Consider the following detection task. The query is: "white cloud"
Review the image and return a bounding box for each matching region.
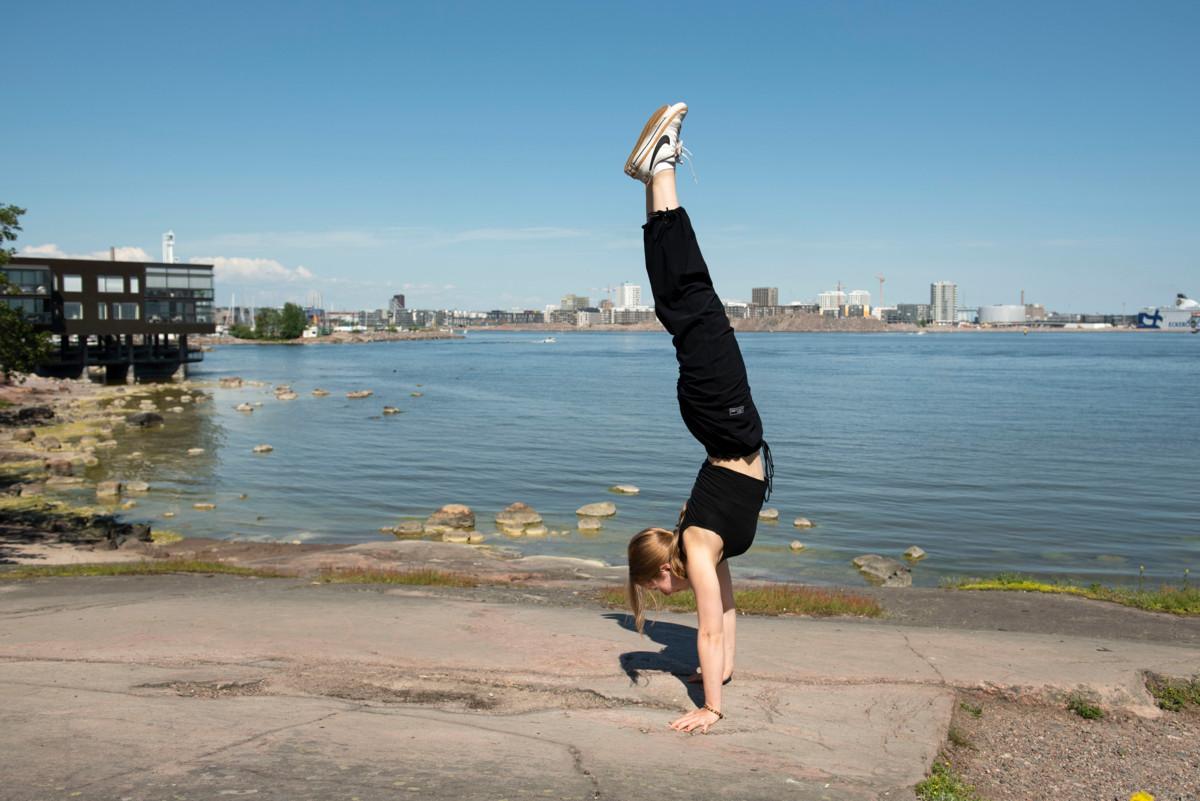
[190,256,316,284]
[19,243,153,261]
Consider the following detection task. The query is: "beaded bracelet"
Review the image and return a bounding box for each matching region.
[702,703,724,719]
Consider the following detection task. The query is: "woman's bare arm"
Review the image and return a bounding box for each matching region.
[688,558,736,683]
[670,527,725,733]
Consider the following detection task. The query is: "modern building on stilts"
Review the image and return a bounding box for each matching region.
[2,252,215,382]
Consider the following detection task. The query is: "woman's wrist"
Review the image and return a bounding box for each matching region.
[702,703,724,719]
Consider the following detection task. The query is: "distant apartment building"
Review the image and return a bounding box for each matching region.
[615,283,642,308]
[724,301,750,319]
[548,308,578,325]
[818,289,846,315]
[891,303,932,324]
[605,306,657,325]
[930,282,958,325]
[486,309,544,324]
[751,287,779,307]
[387,294,406,324]
[560,293,590,311]
[576,308,602,327]
[787,302,821,315]
[847,290,871,311]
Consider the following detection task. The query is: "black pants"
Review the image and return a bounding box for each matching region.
[642,207,765,461]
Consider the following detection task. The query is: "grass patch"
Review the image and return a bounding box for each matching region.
[915,760,982,801]
[0,559,291,580]
[598,583,883,617]
[0,459,45,479]
[0,494,60,513]
[958,701,983,719]
[946,725,974,750]
[944,572,1200,616]
[1146,672,1200,712]
[312,566,480,587]
[30,419,107,443]
[1066,693,1105,720]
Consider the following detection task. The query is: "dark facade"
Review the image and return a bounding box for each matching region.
[3,256,215,381]
[893,303,933,324]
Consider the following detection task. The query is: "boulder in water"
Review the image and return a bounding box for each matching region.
[852,554,912,587]
[496,502,542,528]
[425,504,475,533]
[576,501,616,517]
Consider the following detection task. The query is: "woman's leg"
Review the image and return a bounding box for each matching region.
[646,170,679,217]
[643,205,765,464]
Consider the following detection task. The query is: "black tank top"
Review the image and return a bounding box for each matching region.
[678,457,769,563]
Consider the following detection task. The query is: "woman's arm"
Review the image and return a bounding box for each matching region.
[718,558,736,677]
[688,558,736,683]
[670,528,725,733]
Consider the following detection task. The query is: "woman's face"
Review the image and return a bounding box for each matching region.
[645,565,690,596]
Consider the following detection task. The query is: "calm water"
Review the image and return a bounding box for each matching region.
[73,332,1200,588]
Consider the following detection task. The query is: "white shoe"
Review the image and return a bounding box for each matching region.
[624,102,688,184]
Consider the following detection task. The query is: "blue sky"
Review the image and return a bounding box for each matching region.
[5,1,1197,312]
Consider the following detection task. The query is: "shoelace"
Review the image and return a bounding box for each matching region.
[677,144,699,183]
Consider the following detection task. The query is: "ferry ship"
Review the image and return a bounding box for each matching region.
[1137,294,1200,332]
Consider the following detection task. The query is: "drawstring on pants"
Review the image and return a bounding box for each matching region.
[647,207,678,243]
[761,441,774,501]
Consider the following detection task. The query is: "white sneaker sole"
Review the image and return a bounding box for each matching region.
[624,102,688,182]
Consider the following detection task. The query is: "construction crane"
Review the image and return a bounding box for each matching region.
[876,274,885,308]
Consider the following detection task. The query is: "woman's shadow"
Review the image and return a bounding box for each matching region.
[603,612,705,706]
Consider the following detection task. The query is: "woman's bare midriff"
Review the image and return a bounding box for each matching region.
[707,450,764,481]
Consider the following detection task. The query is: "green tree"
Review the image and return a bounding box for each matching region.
[279,302,306,339]
[0,204,52,383]
[254,308,282,339]
[228,323,256,339]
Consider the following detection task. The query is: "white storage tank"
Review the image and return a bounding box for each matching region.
[978,304,1026,325]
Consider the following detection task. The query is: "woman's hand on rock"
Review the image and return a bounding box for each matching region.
[669,707,721,734]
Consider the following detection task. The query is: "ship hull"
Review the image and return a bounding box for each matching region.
[1137,308,1200,331]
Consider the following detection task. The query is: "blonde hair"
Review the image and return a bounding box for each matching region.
[626,524,687,634]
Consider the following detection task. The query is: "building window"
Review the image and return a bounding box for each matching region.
[99,275,124,293]
[129,276,140,293]
[97,303,109,320]
[115,303,140,320]
[1,268,51,294]
[63,275,83,293]
[64,302,83,320]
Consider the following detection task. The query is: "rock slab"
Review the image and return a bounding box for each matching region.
[852,554,913,587]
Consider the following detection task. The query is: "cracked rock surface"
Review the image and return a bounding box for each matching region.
[0,574,1197,800]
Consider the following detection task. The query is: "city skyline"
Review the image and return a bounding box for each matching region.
[6,2,1197,313]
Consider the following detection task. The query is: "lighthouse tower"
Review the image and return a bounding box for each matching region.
[162,231,176,264]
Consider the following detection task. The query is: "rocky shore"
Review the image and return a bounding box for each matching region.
[196,329,462,347]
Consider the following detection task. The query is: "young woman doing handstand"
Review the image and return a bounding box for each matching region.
[624,102,773,735]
